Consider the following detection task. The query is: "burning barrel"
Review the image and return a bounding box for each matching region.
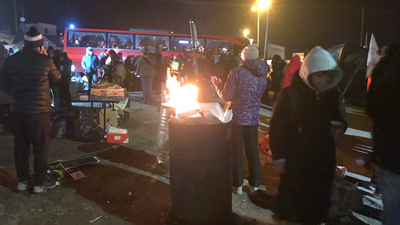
[169,122,232,223]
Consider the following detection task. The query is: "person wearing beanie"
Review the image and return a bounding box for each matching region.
[269,46,348,224]
[212,44,268,195]
[0,26,61,193]
[81,46,99,85]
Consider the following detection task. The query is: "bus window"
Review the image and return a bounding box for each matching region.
[108,33,134,49]
[135,35,169,51]
[171,37,205,53]
[206,39,234,55]
[67,31,106,48]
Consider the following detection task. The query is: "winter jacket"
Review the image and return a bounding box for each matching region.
[0,48,61,113]
[138,55,157,77]
[282,55,301,89]
[215,59,268,126]
[59,58,72,85]
[81,54,99,73]
[269,47,347,223]
[367,49,400,175]
[271,59,287,87]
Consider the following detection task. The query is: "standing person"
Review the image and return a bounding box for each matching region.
[282,55,301,89]
[59,52,72,108]
[81,47,99,85]
[153,46,163,94]
[198,52,214,79]
[211,44,268,195]
[271,54,287,98]
[269,46,347,224]
[367,39,400,225]
[137,47,157,104]
[0,26,61,193]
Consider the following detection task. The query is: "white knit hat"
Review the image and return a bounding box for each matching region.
[241,44,259,61]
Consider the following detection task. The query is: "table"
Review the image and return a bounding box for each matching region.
[71,98,127,130]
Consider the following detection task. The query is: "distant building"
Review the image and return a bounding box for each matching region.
[13,22,61,49]
[20,22,57,35]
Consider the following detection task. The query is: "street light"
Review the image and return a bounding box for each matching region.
[252,0,271,46]
[243,29,250,37]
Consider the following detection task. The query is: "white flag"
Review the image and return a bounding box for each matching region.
[366,34,380,78]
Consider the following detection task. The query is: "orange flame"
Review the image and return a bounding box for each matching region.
[165,68,199,111]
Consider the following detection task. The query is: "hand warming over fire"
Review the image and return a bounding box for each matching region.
[211,76,222,87]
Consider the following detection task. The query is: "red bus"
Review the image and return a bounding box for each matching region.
[63,27,250,72]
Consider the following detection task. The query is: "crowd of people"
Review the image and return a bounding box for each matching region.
[1,25,400,224]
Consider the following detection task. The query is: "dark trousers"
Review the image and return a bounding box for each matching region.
[12,113,51,185]
[87,72,98,85]
[232,124,261,187]
[60,82,71,108]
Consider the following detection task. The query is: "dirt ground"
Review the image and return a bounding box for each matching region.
[0,94,279,225]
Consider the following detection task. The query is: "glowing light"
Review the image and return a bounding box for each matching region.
[178,40,189,44]
[243,29,250,36]
[165,68,199,111]
[258,0,271,10]
[251,6,257,11]
[69,24,75,29]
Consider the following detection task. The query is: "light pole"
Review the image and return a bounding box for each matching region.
[251,6,259,45]
[263,7,270,59]
[252,0,270,56]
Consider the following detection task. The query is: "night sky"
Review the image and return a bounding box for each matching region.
[1,0,400,58]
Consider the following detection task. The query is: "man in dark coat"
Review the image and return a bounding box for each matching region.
[367,39,400,225]
[271,54,287,98]
[59,52,72,108]
[0,26,61,193]
[269,46,348,224]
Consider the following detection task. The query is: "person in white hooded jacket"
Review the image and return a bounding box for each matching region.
[269,46,348,224]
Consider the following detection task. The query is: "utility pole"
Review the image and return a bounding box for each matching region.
[360,7,365,47]
[14,0,18,33]
[263,8,270,59]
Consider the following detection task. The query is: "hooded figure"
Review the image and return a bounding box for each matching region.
[269,46,348,224]
[282,55,301,89]
[212,44,269,195]
[367,39,400,224]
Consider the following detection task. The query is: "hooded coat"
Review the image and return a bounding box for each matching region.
[215,59,269,126]
[269,47,348,223]
[367,41,400,176]
[282,55,301,89]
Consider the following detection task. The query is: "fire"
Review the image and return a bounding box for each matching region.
[165,68,199,111]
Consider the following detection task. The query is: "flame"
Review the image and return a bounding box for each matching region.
[165,68,199,111]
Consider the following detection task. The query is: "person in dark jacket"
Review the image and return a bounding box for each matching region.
[269,46,348,224]
[153,46,163,94]
[59,52,72,108]
[0,26,61,193]
[197,52,214,79]
[137,47,157,104]
[271,54,287,98]
[81,47,99,85]
[367,39,400,225]
[212,44,268,195]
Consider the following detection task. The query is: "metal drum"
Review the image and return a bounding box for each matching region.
[169,122,232,223]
